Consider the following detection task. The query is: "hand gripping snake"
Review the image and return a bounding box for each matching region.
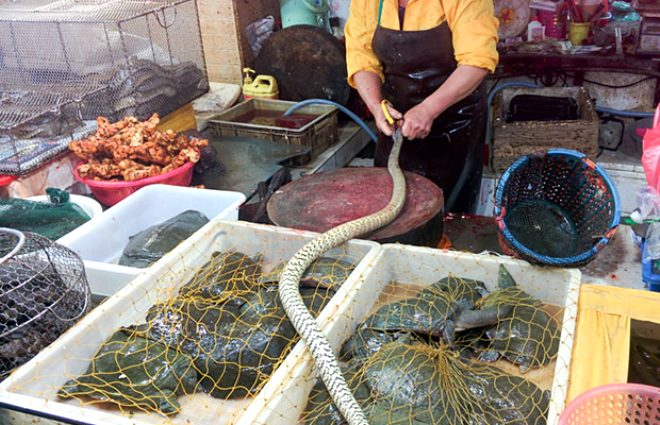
[279,101,406,425]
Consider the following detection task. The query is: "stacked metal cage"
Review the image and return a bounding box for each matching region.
[0,0,209,175]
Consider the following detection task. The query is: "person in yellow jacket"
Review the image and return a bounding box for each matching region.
[345,0,499,212]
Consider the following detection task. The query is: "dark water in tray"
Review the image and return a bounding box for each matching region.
[232,110,317,129]
[505,199,579,258]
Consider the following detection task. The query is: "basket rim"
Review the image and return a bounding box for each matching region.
[559,383,660,422]
[494,148,621,265]
[73,159,194,188]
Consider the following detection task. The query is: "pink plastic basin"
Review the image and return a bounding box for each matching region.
[559,383,660,425]
[73,161,194,206]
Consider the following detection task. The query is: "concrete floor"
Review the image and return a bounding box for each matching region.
[351,155,648,290]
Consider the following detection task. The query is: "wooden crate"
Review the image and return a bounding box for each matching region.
[492,86,599,173]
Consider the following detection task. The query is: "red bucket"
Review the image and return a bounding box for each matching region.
[73,161,194,206]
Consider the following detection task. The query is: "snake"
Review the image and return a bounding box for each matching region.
[279,117,406,425]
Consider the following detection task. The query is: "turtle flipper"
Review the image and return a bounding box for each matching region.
[441,320,457,344]
[454,307,500,332]
[497,265,517,288]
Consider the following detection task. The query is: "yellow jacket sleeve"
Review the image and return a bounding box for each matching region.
[443,0,500,72]
[345,0,383,88]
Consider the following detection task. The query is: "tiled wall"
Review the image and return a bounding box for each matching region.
[197,0,242,84]
[197,0,280,84]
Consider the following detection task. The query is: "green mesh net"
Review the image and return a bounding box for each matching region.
[56,249,356,416]
[0,188,91,240]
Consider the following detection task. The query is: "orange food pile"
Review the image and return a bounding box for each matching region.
[69,113,208,181]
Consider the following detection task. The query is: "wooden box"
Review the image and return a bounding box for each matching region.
[492,86,599,172]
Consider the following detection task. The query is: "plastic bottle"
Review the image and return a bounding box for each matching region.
[645,222,660,261]
[630,186,660,224]
[527,16,545,42]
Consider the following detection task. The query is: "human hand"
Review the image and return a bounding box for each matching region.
[401,103,435,140]
[374,102,402,137]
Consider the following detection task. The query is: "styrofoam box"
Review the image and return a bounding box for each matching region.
[0,220,380,425]
[57,184,246,297]
[238,244,581,425]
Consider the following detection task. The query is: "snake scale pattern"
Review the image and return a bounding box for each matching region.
[279,134,405,425]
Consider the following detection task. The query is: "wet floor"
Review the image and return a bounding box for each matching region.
[441,213,645,289]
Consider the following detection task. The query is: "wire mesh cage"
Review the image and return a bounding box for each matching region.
[495,149,621,267]
[0,227,91,380]
[0,0,209,176]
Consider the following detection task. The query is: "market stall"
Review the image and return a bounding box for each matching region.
[1,0,660,424]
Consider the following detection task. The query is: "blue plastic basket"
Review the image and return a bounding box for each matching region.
[495,149,621,267]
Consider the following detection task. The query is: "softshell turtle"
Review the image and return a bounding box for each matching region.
[306,341,549,425]
[340,328,414,363]
[259,256,356,291]
[341,276,498,364]
[58,328,198,415]
[461,362,550,425]
[118,210,209,268]
[365,276,491,341]
[179,251,263,299]
[474,267,560,372]
[302,359,371,425]
[144,282,335,398]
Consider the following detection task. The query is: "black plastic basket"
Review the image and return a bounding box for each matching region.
[495,149,621,267]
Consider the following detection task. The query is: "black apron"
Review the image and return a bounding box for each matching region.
[372,0,487,213]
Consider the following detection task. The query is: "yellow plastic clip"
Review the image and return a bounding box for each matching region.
[380,99,395,126]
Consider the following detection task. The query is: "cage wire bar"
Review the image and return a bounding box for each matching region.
[0,0,209,175]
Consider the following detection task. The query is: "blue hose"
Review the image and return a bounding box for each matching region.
[595,105,654,118]
[283,98,379,142]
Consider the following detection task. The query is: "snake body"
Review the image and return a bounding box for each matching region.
[279,133,405,425]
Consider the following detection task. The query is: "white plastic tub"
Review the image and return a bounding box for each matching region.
[0,220,380,425]
[239,244,581,425]
[57,184,246,297]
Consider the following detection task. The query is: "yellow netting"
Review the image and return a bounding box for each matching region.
[302,266,559,425]
[56,250,356,416]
